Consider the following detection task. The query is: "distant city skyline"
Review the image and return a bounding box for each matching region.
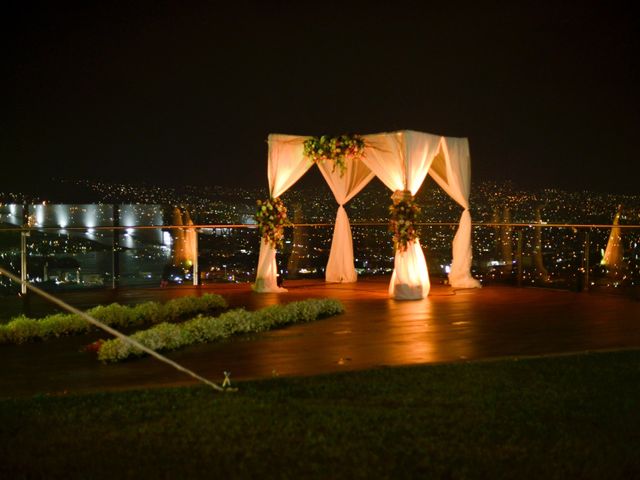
[2,177,639,227]
[6,1,639,193]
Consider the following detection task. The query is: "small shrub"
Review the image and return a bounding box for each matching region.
[39,314,88,338]
[97,336,137,363]
[130,302,163,327]
[4,316,42,344]
[97,298,345,363]
[0,294,228,345]
[132,323,188,351]
[87,303,133,329]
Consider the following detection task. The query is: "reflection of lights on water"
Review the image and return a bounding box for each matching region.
[125,228,135,236]
[86,228,95,235]
[123,234,134,248]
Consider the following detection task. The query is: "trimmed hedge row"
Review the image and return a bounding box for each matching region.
[97,298,344,363]
[0,294,227,344]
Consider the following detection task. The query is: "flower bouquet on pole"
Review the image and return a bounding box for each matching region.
[389,190,421,252]
[303,134,365,177]
[255,197,290,249]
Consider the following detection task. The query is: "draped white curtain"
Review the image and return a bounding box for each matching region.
[362,131,442,300]
[317,158,375,282]
[253,134,313,292]
[253,130,480,297]
[429,137,481,289]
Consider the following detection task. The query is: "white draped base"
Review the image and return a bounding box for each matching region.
[389,238,430,300]
[253,134,312,293]
[253,238,287,293]
[325,205,358,283]
[449,209,482,289]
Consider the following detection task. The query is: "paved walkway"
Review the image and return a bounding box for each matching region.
[2,278,640,397]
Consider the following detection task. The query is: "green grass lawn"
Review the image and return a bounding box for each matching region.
[1,350,639,479]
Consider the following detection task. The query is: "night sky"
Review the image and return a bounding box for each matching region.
[5,1,639,193]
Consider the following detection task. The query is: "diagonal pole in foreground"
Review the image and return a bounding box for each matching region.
[0,266,225,393]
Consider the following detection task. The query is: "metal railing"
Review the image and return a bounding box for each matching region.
[0,222,639,298]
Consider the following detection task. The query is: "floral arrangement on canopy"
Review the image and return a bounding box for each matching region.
[389,190,421,252]
[303,134,365,177]
[255,197,290,248]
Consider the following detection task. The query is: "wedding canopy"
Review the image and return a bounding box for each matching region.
[253,130,481,300]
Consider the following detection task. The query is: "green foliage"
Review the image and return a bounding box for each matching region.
[129,301,163,325]
[389,192,421,251]
[1,315,52,344]
[255,197,290,249]
[39,313,88,337]
[97,298,345,363]
[303,134,366,177]
[87,303,132,328]
[0,294,227,345]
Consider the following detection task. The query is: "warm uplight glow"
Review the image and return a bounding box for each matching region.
[390,239,430,299]
[601,206,623,268]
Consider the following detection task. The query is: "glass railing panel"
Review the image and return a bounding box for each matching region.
[279,224,332,279]
[116,227,171,287]
[0,204,24,295]
[0,219,638,298]
[468,225,640,293]
[587,226,640,292]
[23,227,114,291]
[0,229,20,295]
[352,224,394,276]
[198,226,261,284]
[419,224,457,282]
[116,205,170,287]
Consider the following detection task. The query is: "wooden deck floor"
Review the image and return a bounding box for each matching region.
[1,277,640,397]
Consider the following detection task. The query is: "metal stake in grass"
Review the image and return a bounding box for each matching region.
[0,266,229,394]
[222,371,238,392]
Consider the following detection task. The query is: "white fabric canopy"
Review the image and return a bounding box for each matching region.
[361,131,442,299]
[317,158,375,283]
[253,134,313,292]
[429,137,481,289]
[253,130,480,298]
